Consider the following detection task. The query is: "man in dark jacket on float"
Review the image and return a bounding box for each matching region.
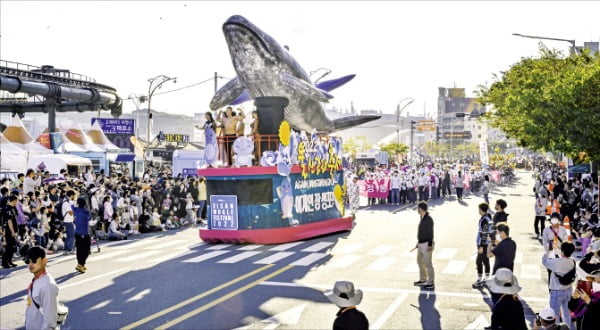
[414,202,435,290]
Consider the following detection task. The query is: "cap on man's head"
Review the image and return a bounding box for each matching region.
[539,307,556,322]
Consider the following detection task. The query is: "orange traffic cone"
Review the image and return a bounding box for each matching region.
[563,216,572,242]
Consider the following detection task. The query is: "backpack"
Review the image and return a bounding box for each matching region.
[555,260,577,285]
[55,198,69,221]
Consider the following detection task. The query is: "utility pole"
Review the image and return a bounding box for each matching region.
[214,72,218,94]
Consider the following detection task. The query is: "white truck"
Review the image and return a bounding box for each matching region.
[355,149,389,169]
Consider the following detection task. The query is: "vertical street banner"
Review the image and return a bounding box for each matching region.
[210,195,238,230]
[479,140,489,165]
[91,118,135,151]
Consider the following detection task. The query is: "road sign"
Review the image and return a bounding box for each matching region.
[417,120,436,132]
[443,131,472,139]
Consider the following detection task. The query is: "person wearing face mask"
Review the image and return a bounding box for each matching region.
[487,223,517,304]
[542,242,576,328]
[542,213,568,259]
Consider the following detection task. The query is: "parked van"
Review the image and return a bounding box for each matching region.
[27,154,93,176]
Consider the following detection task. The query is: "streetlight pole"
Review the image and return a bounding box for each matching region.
[512,33,577,54]
[145,75,176,163]
[396,97,415,145]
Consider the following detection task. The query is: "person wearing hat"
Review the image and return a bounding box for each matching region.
[542,241,576,328]
[484,268,527,330]
[324,281,369,330]
[568,245,600,330]
[25,246,60,329]
[532,307,569,330]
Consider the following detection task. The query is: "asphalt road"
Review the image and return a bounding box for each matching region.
[1,170,552,330]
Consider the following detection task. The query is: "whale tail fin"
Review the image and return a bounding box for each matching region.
[333,115,380,131]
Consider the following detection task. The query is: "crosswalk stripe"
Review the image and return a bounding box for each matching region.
[434,248,458,260]
[402,262,419,273]
[206,244,232,250]
[146,240,187,250]
[302,242,334,252]
[148,250,196,264]
[218,251,262,263]
[269,242,304,251]
[182,251,230,263]
[290,253,329,266]
[237,245,263,251]
[90,250,130,261]
[254,252,295,264]
[366,257,396,271]
[115,250,163,262]
[520,264,542,279]
[515,252,523,264]
[442,260,468,275]
[330,255,362,268]
[111,238,159,250]
[368,245,394,256]
[335,243,364,254]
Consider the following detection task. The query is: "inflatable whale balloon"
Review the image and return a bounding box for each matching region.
[210,15,380,134]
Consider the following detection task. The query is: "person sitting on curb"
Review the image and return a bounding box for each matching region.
[324,281,369,330]
[108,213,127,241]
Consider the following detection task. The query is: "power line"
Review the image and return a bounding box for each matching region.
[121,75,230,102]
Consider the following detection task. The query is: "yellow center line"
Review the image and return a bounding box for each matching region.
[120,264,275,330]
[155,265,294,330]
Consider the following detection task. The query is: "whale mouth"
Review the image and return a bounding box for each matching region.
[223,20,272,57]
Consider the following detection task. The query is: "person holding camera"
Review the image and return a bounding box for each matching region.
[542,241,576,328]
[532,307,569,330]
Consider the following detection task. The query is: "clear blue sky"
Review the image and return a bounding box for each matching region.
[1,1,599,118]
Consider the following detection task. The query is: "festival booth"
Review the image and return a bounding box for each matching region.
[87,121,135,176]
[198,100,351,244]
[27,154,92,176]
[3,116,53,156]
[0,132,27,171]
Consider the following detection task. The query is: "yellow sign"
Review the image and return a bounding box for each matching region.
[417,120,436,132]
[297,141,342,179]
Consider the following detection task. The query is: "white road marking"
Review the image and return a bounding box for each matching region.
[335,243,364,254]
[86,299,112,312]
[126,288,151,302]
[218,251,262,263]
[465,313,489,329]
[368,244,394,256]
[371,292,410,330]
[254,252,295,264]
[442,260,468,275]
[520,264,542,279]
[147,250,196,264]
[329,255,362,268]
[434,248,458,260]
[111,238,159,250]
[89,250,130,261]
[366,257,396,271]
[182,251,229,263]
[302,242,334,252]
[269,242,304,251]
[145,239,187,250]
[289,253,329,266]
[60,268,129,290]
[206,244,232,250]
[238,245,263,250]
[402,262,420,273]
[114,250,163,262]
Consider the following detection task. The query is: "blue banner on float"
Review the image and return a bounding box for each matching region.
[273,170,345,226]
[210,195,239,230]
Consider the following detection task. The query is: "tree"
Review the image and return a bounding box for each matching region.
[342,136,371,159]
[478,48,600,160]
[379,142,409,160]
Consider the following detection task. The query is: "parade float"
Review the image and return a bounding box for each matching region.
[198,15,380,244]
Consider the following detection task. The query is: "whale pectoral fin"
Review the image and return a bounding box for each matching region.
[333,115,381,130]
[280,72,329,103]
[316,74,356,92]
[230,90,251,105]
[210,77,245,110]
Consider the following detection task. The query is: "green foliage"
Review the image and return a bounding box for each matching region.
[379,142,409,158]
[478,48,600,160]
[342,136,372,157]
